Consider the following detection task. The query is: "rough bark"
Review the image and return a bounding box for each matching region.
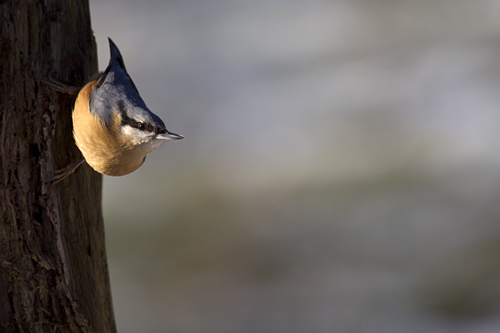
[0,0,116,332]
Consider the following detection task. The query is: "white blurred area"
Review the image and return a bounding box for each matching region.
[90,1,500,332]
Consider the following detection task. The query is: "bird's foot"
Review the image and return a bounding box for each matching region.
[42,74,81,95]
[44,159,86,184]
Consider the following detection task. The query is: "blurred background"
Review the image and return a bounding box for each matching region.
[90,1,500,332]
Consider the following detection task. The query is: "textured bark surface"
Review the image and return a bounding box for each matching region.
[0,0,116,332]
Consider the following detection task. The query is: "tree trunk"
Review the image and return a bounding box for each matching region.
[0,1,116,332]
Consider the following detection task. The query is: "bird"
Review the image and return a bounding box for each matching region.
[44,38,182,182]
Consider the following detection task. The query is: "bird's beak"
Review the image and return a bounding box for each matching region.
[157,130,183,140]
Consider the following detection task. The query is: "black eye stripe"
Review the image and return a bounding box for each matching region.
[117,100,164,135]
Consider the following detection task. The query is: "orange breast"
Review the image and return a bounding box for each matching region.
[72,80,147,176]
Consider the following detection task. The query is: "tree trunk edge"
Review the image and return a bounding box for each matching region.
[0,1,116,332]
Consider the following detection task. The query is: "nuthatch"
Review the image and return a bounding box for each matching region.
[46,38,182,181]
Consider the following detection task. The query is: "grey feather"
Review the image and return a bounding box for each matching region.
[89,39,166,132]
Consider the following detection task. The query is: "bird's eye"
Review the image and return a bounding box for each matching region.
[138,123,146,130]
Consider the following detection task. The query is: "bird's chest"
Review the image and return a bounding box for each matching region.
[72,102,152,176]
